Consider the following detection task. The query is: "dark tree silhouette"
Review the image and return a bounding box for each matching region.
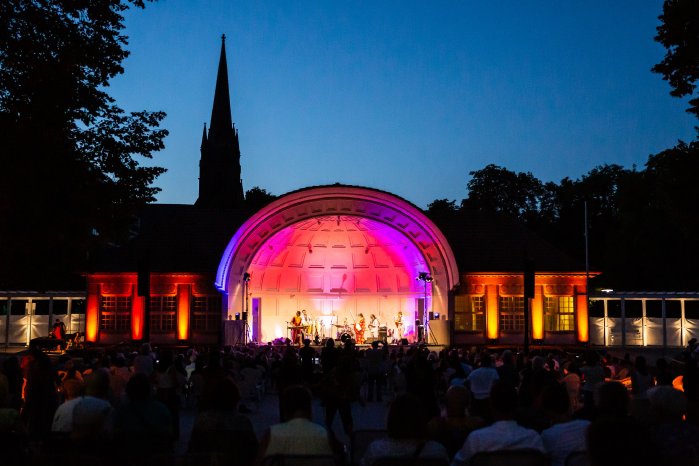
[245,187,277,212]
[0,0,167,288]
[653,0,699,119]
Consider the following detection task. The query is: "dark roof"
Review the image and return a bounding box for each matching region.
[91,199,584,276]
[90,204,248,273]
[431,208,584,273]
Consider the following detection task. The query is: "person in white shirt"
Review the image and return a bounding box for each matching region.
[540,382,590,466]
[51,378,84,432]
[258,385,335,461]
[466,351,500,421]
[368,314,380,340]
[452,381,545,466]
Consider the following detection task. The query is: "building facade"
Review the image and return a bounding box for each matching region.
[78,38,593,347]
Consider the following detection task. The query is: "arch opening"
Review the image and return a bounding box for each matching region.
[217,186,459,344]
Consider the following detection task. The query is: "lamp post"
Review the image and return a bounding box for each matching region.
[416,272,433,343]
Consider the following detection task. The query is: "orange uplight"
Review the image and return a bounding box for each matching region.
[131,295,144,341]
[531,289,544,340]
[177,285,190,340]
[576,294,589,342]
[486,285,499,340]
[86,292,99,342]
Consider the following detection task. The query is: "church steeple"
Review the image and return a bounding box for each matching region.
[195,35,245,209]
[209,34,233,140]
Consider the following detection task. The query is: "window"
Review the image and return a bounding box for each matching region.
[589,299,605,317]
[454,295,485,331]
[624,300,642,318]
[71,299,86,314]
[99,296,131,331]
[685,301,699,320]
[11,300,27,315]
[150,296,176,332]
[52,299,69,315]
[544,296,575,331]
[34,300,50,315]
[499,296,524,331]
[646,300,663,318]
[192,296,221,332]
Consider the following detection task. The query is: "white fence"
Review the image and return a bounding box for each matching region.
[589,292,699,348]
[0,292,86,346]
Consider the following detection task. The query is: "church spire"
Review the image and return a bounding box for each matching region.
[209,34,233,140]
[195,35,245,209]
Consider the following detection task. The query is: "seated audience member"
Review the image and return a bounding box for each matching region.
[258,385,334,461]
[51,378,85,432]
[452,381,545,466]
[646,386,699,463]
[587,415,656,466]
[363,393,449,466]
[188,377,258,466]
[113,373,173,461]
[0,371,20,432]
[540,383,590,466]
[427,385,483,458]
[594,381,629,419]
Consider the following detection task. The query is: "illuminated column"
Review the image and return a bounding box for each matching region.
[177,284,191,341]
[131,286,145,341]
[86,283,100,342]
[532,285,544,340]
[486,284,499,340]
[576,288,589,343]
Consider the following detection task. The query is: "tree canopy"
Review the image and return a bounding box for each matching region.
[653,0,699,118]
[0,0,167,288]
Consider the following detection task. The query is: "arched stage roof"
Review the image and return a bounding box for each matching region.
[216,185,460,311]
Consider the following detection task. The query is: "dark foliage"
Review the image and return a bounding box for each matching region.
[0,0,167,288]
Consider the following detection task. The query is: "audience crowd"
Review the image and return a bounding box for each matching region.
[0,338,698,466]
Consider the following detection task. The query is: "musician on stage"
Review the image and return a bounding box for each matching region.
[394,311,404,341]
[355,313,366,344]
[291,311,303,345]
[368,314,380,340]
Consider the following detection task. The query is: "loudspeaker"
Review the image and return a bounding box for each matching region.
[428,311,435,320]
[416,298,425,323]
[235,313,240,320]
[242,311,248,321]
[400,338,409,345]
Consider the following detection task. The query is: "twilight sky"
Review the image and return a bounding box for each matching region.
[109,0,696,209]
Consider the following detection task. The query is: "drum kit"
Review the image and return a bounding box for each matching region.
[334,323,354,342]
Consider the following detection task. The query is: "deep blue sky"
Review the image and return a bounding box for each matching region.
[109,1,696,209]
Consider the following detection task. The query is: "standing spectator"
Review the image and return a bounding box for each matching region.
[51,378,85,432]
[365,341,385,402]
[654,358,674,386]
[153,350,184,440]
[466,351,499,422]
[496,350,519,390]
[299,339,316,384]
[133,342,155,377]
[21,349,59,440]
[561,361,582,414]
[580,351,605,409]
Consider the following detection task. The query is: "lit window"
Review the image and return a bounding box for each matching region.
[499,296,524,331]
[454,295,485,331]
[150,296,176,332]
[544,296,575,331]
[192,296,222,332]
[99,296,131,331]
